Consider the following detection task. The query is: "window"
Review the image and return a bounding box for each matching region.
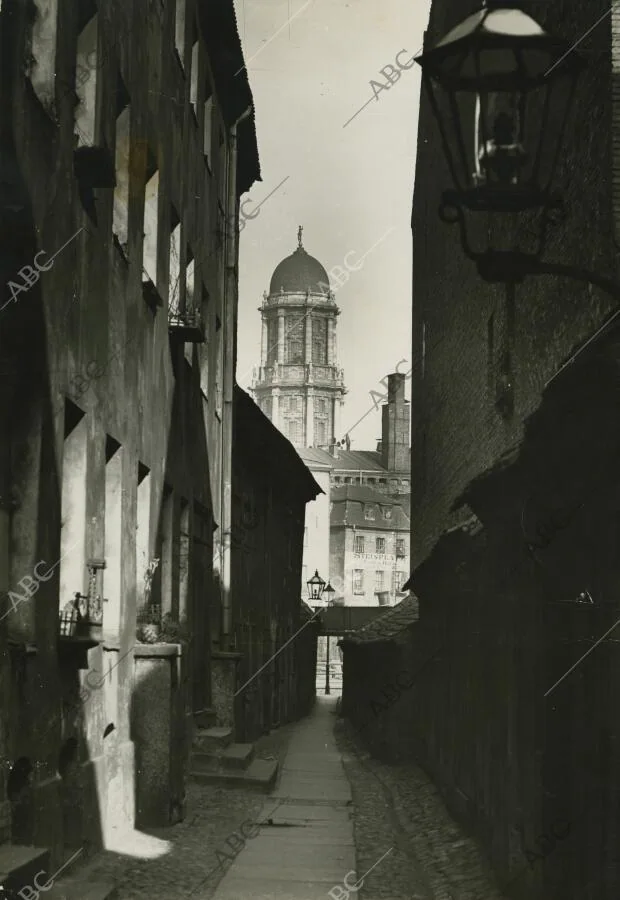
[103,437,123,639]
[354,535,364,554]
[382,507,392,519]
[136,464,152,614]
[190,30,199,121]
[169,208,182,311]
[396,539,406,557]
[142,152,159,285]
[30,0,60,111]
[375,570,384,592]
[59,404,87,617]
[312,318,327,364]
[203,77,214,166]
[375,537,385,554]
[286,315,305,363]
[364,506,376,521]
[395,570,407,591]
[353,570,364,594]
[314,419,327,447]
[74,11,99,147]
[185,247,195,313]
[175,0,186,66]
[112,76,131,249]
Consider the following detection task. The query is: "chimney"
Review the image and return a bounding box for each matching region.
[381,373,410,472]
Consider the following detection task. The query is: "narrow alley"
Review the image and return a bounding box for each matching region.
[61,698,508,899]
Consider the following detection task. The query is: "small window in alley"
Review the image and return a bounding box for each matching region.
[112,75,131,250]
[104,437,122,640]
[376,537,385,554]
[169,208,182,312]
[175,0,186,67]
[353,570,364,594]
[142,151,159,286]
[204,82,214,166]
[29,0,59,111]
[190,32,199,122]
[186,248,195,312]
[396,539,406,557]
[354,535,364,554]
[136,464,152,618]
[74,11,99,147]
[59,405,88,615]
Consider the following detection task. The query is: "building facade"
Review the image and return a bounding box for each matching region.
[330,486,410,607]
[230,387,321,740]
[298,372,411,601]
[0,0,259,874]
[251,229,346,449]
[405,1,620,898]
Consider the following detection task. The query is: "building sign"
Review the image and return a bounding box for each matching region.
[352,553,395,562]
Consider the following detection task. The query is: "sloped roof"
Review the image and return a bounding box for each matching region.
[340,594,419,645]
[233,385,322,502]
[330,485,410,530]
[198,0,260,195]
[297,447,408,475]
[331,484,397,504]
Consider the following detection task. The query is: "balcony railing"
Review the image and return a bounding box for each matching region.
[168,305,205,343]
[253,364,345,387]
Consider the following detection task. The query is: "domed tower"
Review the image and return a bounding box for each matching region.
[252,227,346,448]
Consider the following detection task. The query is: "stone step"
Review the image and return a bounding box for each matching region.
[47,878,118,900]
[192,742,255,774]
[0,844,50,896]
[193,726,234,753]
[193,708,217,729]
[190,758,278,791]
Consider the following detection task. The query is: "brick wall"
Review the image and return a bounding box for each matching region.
[407,2,620,897]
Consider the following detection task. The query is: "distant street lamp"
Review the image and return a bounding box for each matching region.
[412,1,620,296]
[323,581,336,696]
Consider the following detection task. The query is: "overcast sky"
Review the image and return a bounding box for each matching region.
[233,0,430,450]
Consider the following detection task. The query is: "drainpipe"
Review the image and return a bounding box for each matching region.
[220,105,252,651]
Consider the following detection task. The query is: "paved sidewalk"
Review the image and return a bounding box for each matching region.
[214,696,361,900]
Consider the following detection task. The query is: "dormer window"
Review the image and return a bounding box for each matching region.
[364,505,375,521]
[382,507,392,519]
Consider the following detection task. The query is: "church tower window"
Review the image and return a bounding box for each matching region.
[286,314,305,363]
[312,318,327,364]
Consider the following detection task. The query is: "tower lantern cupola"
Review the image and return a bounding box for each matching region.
[251,228,346,448]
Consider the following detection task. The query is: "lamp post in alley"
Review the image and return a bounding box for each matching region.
[307,569,335,696]
[413,1,620,301]
[323,581,336,695]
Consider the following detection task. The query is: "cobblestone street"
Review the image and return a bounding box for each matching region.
[334,716,509,900]
[63,699,511,899]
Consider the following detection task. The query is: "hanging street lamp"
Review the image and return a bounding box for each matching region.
[307,569,326,604]
[415,0,590,286]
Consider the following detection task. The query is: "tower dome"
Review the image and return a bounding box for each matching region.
[269,227,329,295]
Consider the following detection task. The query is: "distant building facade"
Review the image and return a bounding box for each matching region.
[330,485,410,607]
[298,372,411,602]
[251,229,346,448]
